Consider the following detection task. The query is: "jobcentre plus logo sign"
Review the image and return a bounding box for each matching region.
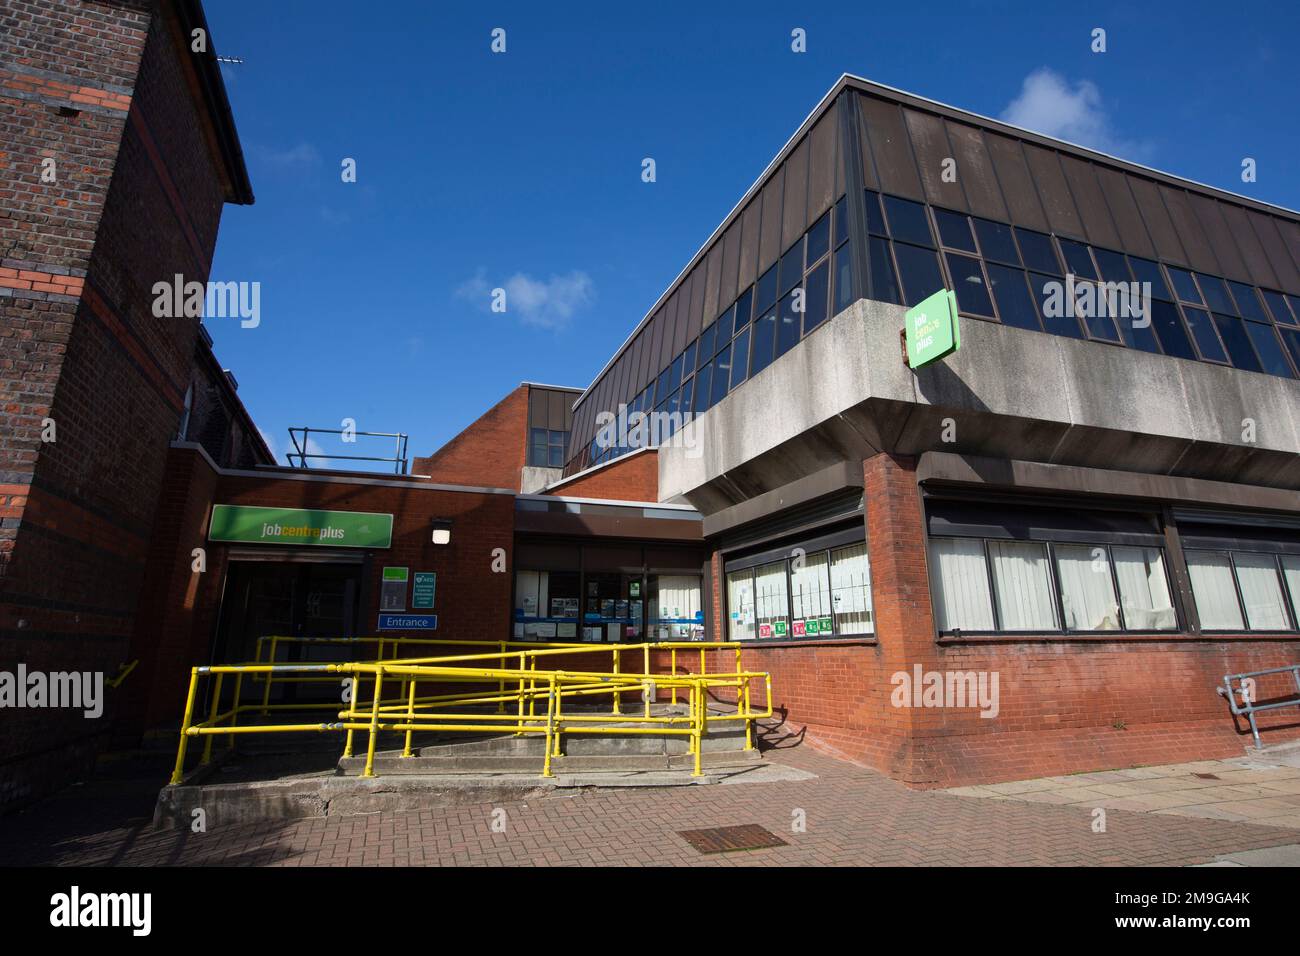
[904,288,960,369]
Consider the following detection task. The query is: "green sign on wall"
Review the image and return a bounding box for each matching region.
[904,288,960,369]
[208,505,393,548]
[413,572,436,609]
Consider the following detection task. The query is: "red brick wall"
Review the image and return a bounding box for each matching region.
[543,449,658,502]
[413,385,528,490]
[709,453,1300,789]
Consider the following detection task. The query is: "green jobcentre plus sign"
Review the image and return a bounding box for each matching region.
[208,505,393,548]
[904,288,960,369]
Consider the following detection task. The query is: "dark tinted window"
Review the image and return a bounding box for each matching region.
[866,236,900,306]
[1197,275,1236,315]
[1029,273,1085,338]
[1181,306,1227,362]
[679,378,693,414]
[1243,321,1294,377]
[756,264,778,313]
[987,264,1041,331]
[750,307,777,376]
[698,324,716,365]
[945,253,994,317]
[894,243,944,306]
[974,218,1019,266]
[1228,282,1268,322]
[734,287,754,328]
[1127,257,1172,301]
[716,304,736,343]
[1116,302,1162,354]
[803,259,830,333]
[883,195,934,246]
[682,341,698,375]
[933,208,976,252]
[693,363,712,412]
[1166,266,1201,304]
[1016,229,1061,275]
[779,239,804,294]
[667,353,684,393]
[1282,328,1300,369]
[807,211,831,266]
[730,326,751,388]
[776,290,800,359]
[1058,239,1097,279]
[1091,248,1131,283]
[833,196,849,247]
[711,343,733,403]
[863,190,886,237]
[1214,314,1261,371]
[1288,295,1300,325]
[1076,281,1120,342]
[1149,300,1196,360]
[1262,290,1295,326]
[835,243,856,313]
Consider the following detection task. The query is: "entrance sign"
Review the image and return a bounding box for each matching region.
[377,613,437,631]
[904,289,960,369]
[208,505,393,548]
[412,572,436,609]
[380,567,408,612]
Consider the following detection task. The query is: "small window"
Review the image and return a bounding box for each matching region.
[833,195,849,248]
[945,253,995,317]
[865,236,900,305]
[988,540,1058,631]
[692,363,712,413]
[862,190,887,237]
[790,551,833,624]
[1214,314,1262,372]
[1149,300,1197,360]
[779,239,804,294]
[1112,546,1177,630]
[835,243,857,312]
[715,302,737,343]
[1196,275,1236,315]
[1186,551,1244,630]
[678,378,693,415]
[1057,238,1097,280]
[973,218,1020,266]
[987,264,1041,332]
[1284,328,1300,371]
[1288,295,1300,324]
[727,569,756,641]
[697,323,716,366]
[1181,306,1228,363]
[755,264,778,314]
[1282,556,1300,613]
[929,537,995,632]
[730,326,751,389]
[1228,282,1268,322]
[1091,248,1131,284]
[710,343,732,405]
[1029,273,1085,339]
[775,289,800,359]
[1054,544,1121,631]
[753,560,790,639]
[893,242,945,306]
[1262,289,1296,327]
[1233,553,1290,630]
[830,543,873,635]
[682,341,698,376]
[806,210,831,266]
[749,307,777,376]
[1166,266,1202,304]
[734,287,754,329]
[803,259,830,333]
[933,208,976,252]
[1243,320,1295,378]
[1015,228,1062,275]
[1126,257,1173,301]
[883,195,934,247]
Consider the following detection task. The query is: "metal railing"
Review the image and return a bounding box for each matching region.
[286,426,409,474]
[1219,664,1300,749]
[170,638,770,785]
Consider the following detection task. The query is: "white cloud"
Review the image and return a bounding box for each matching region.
[1000,68,1149,160]
[257,426,281,464]
[455,269,595,331]
[250,141,321,169]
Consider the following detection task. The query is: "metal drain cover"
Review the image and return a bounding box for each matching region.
[677,824,788,854]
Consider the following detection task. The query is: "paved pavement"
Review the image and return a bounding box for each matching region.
[4,738,1300,866]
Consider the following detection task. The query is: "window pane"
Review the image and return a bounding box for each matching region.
[734,287,754,329]
[754,561,790,639]
[1054,544,1121,631]
[1127,256,1172,301]
[834,195,849,247]
[865,236,900,305]
[1166,266,1202,304]
[749,307,777,376]
[933,208,976,252]
[697,324,716,366]
[1112,546,1176,630]
[1057,238,1097,279]
[682,341,698,375]
[1149,300,1197,360]
[1235,553,1290,630]
[988,540,1058,631]
[549,444,564,467]
[715,303,736,343]
[649,574,703,640]
[987,264,1042,331]
[693,362,712,413]
[1214,314,1262,372]
[1091,247,1130,283]
[790,551,833,632]
[1076,281,1122,342]
[830,543,873,635]
[726,570,756,641]
[803,259,829,333]
[1261,289,1296,326]
[1197,275,1236,314]
[1015,228,1061,275]
[677,375,692,415]
[945,253,995,317]
[883,195,934,246]
[1029,273,1085,339]
[1243,320,1295,378]
[1182,306,1228,362]
[1113,291,1162,354]
[974,218,1020,265]
[756,264,778,313]
[894,242,944,306]
[779,239,804,294]
[1186,551,1244,630]
[807,210,831,266]
[776,289,800,358]
[730,327,750,388]
[928,537,994,632]
[711,343,732,405]
[863,189,886,237]
[835,242,857,312]
[1282,556,1300,613]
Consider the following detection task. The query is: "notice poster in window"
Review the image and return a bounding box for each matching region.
[774,621,788,637]
[759,623,773,638]
[514,623,525,639]
[600,599,615,618]
[805,619,819,635]
[606,623,621,642]
[563,598,579,618]
[582,626,602,642]
[792,620,806,637]
[534,622,557,638]
[819,617,833,633]
[615,600,628,619]
[557,622,577,638]
[629,581,641,598]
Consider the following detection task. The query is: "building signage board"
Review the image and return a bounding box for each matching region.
[208,505,393,548]
[380,567,408,612]
[412,572,436,609]
[377,613,437,631]
[904,289,960,369]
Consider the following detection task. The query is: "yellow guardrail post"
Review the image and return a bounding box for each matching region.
[743,676,754,750]
[612,646,621,715]
[670,648,677,705]
[169,668,201,785]
[228,671,243,750]
[497,641,507,714]
[361,667,384,778]
[552,676,563,758]
[401,676,418,758]
[528,655,538,719]
[200,671,224,765]
[260,635,278,714]
[343,671,358,757]
[515,651,526,736]
[541,676,557,777]
[691,680,703,777]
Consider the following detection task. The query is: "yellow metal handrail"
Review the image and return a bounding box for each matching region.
[169,639,769,785]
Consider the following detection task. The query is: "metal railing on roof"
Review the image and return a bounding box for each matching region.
[287,426,409,474]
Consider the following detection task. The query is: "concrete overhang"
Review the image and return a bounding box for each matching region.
[659,298,1300,515]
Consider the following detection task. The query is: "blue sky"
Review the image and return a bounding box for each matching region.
[204,0,1300,469]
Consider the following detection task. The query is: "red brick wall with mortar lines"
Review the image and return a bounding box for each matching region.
[412,385,528,490]
[705,453,1300,789]
[542,449,659,502]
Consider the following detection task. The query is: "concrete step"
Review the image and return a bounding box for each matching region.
[335,747,761,776]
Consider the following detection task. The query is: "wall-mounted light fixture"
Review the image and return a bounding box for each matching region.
[430,518,453,545]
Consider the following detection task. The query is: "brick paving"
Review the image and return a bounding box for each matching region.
[4,739,1300,867]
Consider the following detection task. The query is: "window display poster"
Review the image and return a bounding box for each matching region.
[557,622,577,638]
[629,580,641,598]
[533,622,557,638]
[615,599,628,619]
[793,620,806,637]
[600,598,615,618]
[564,598,579,618]
[759,623,772,638]
[583,626,603,642]
[606,623,621,642]
[774,621,788,637]
[550,597,566,618]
